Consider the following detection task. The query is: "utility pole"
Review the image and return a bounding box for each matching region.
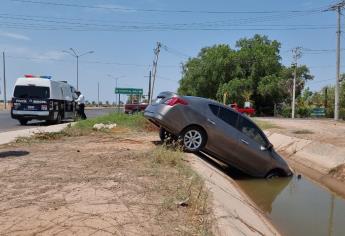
[2,52,6,110]
[291,47,302,119]
[148,70,152,103]
[325,87,328,109]
[326,1,345,120]
[150,42,161,104]
[97,82,100,107]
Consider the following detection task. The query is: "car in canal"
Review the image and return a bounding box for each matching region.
[144,91,293,178]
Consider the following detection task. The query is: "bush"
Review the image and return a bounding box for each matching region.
[297,107,312,118]
[280,106,292,118]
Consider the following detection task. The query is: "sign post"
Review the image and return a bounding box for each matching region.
[115,88,144,107]
[115,88,143,95]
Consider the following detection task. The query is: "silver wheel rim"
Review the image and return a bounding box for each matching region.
[184,130,202,150]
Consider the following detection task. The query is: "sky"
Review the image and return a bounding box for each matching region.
[0,0,343,103]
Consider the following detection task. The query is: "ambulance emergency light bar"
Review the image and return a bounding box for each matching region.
[24,75,52,79]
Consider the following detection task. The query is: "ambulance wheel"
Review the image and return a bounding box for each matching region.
[19,119,28,125]
[56,113,62,124]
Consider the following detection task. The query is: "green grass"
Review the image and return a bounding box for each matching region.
[146,146,211,234]
[253,118,280,130]
[75,112,147,131]
[16,113,151,143]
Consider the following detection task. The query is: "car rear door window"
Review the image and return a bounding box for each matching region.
[14,86,50,99]
[238,117,267,147]
[209,104,220,116]
[218,107,238,127]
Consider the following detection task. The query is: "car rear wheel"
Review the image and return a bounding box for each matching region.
[181,126,206,152]
[56,112,62,124]
[159,128,177,143]
[19,119,28,125]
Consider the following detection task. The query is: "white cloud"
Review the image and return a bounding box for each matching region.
[0,31,30,41]
[0,44,66,62]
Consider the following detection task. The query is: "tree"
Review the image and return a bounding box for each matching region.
[217,78,253,105]
[178,44,236,99]
[178,34,313,115]
[258,75,286,105]
[280,65,314,103]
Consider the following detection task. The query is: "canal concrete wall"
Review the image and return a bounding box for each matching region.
[188,153,281,236]
[265,131,345,175]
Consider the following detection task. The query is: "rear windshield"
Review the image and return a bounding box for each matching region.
[14,86,50,99]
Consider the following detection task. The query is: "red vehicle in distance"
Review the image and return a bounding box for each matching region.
[124,103,148,114]
[230,103,255,116]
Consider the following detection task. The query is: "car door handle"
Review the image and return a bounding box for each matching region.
[207,119,216,125]
[240,139,249,145]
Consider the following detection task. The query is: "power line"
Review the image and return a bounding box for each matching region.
[0,22,336,32]
[162,44,191,59]
[5,55,179,68]
[9,0,323,14]
[0,12,327,28]
[0,14,327,28]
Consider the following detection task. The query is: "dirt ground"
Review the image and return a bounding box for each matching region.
[258,117,345,147]
[0,131,211,235]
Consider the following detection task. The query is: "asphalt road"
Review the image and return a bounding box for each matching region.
[0,108,116,133]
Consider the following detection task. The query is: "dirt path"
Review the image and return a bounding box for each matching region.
[0,133,210,235]
[258,118,345,147]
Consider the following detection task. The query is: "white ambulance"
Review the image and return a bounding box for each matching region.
[11,75,77,125]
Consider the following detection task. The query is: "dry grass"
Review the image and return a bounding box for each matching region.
[292,129,314,135]
[15,126,92,144]
[329,164,345,182]
[0,132,212,235]
[253,119,280,130]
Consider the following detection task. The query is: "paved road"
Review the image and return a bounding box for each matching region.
[0,108,116,133]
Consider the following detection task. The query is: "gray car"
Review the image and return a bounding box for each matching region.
[144,91,292,178]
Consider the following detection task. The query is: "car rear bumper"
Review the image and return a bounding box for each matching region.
[144,109,169,128]
[144,104,185,135]
[11,109,55,120]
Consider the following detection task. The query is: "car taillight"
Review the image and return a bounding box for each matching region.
[41,105,48,110]
[164,97,188,106]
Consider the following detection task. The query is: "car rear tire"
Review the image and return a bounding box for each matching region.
[159,128,177,143]
[56,113,62,124]
[181,126,206,152]
[19,119,28,125]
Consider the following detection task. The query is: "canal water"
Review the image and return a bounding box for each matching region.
[237,175,345,236]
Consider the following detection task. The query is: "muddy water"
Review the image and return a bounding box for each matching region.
[237,175,345,236]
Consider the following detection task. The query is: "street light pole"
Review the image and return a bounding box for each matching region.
[63,48,94,90]
[108,75,125,109]
[291,47,302,119]
[76,56,79,90]
[2,52,6,110]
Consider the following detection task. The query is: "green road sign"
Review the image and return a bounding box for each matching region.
[115,88,143,95]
